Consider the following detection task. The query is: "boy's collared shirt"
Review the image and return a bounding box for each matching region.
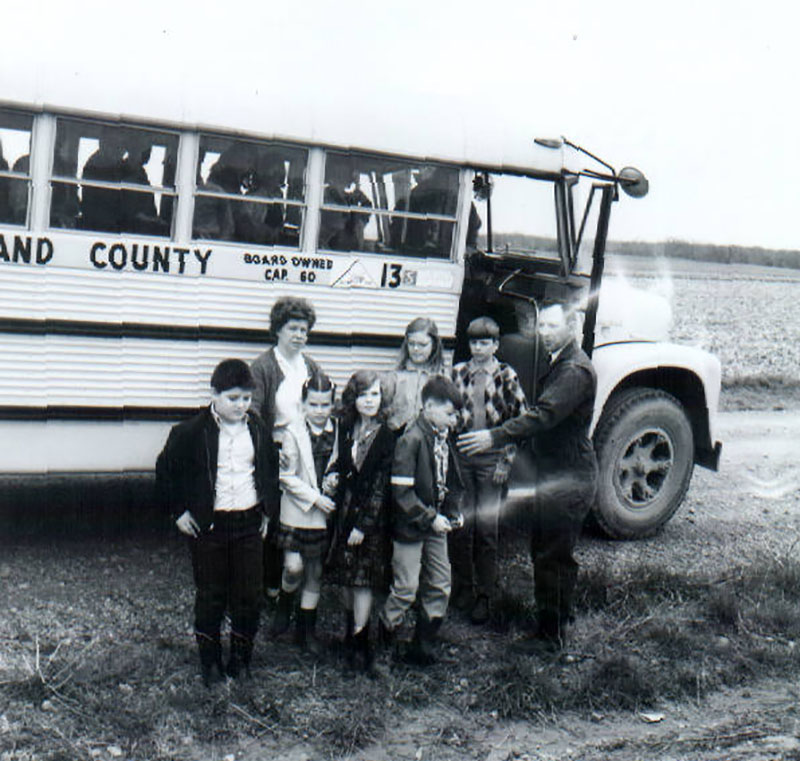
[211,407,259,511]
[431,424,449,507]
[451,356,527,433]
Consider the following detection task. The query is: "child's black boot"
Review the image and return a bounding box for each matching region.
[342,610,356,672]
[227,632,254,679]
[197,634,225,687]
[354,623,375,675]
[270,589,296,636]
[406,614,442,667]
[296,608,323,656]
[378,616,395,651]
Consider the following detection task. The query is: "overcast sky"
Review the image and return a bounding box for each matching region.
[2,0,798,249]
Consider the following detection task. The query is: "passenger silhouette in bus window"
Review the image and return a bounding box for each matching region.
[391,165,458,257]
[193,158,236,241]
[8,154,29,225]
[212,142,274,246]
[80,128,124,233]
[232,167,276,245]
[253,148,291,243]
[320,156,372,251]
[120,132,159,235]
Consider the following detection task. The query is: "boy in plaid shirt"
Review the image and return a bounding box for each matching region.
[450,316,527,623]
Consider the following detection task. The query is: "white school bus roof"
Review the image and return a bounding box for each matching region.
[1,75,570,178]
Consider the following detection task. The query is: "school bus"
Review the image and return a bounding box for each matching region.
[0,98,721,538]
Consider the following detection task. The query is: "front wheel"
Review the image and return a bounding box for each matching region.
[592,388,694,539]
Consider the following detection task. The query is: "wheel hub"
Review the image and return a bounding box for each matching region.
[615,428,674,508]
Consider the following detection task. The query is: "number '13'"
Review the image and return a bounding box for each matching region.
[381,263,402,288]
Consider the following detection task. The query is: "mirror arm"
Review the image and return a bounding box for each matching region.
[581,184,615,358]
[561,137,617,177]
[575,184,598,254]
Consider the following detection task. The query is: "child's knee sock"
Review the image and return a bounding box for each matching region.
[282,552,304,593]
[300,589,320,610]
[300,558,322,610]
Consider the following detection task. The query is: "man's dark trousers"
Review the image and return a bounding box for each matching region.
[528,472,595,635]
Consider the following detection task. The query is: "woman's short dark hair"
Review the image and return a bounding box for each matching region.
[269,297,316,336]
[210,358,254,392]
[396,316,444,371]
[340,369,393,428]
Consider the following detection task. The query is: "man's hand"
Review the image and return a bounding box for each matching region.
[347,527,365,546]
[259,515,270,540]
[176,510,200,538]
[279,449,291,470]
[432,514,452,534]
[315,494,336,514]
[457,429,493,456]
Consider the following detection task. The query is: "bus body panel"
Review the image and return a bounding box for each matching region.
[591,340,722,445]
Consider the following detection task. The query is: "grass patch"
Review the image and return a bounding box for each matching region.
[484,555,800,719]
[4,540,800,757]
[721,375,800,410]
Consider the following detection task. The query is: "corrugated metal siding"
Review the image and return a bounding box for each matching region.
[0,334,437,407]
[0,267,459,336]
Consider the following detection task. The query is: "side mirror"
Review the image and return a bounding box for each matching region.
[618,166,649,199]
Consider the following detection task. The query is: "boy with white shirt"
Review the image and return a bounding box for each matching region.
[156,359,279,686]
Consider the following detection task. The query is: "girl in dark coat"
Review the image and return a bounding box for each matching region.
[326,369,395,671]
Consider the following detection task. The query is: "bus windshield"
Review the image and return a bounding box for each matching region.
[473,172,560,260]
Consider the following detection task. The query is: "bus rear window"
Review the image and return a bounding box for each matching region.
[50,119,178,236]
[0,109,33,227]
[319,152,459,259]
[193,136,307,248]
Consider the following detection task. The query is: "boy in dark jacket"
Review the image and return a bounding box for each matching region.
[378,376,464,665]
[156,359,279,685]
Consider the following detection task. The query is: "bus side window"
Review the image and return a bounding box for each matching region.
[192,136,307,248]
[0,108,33,227]
[319,152,459,259]
[50,119,178,236]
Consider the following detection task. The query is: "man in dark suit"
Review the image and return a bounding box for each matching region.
[457,300,598,650]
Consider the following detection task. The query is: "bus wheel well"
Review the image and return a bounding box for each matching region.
[603,368,715,469]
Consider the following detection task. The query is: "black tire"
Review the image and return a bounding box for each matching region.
[592,387,694,539]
